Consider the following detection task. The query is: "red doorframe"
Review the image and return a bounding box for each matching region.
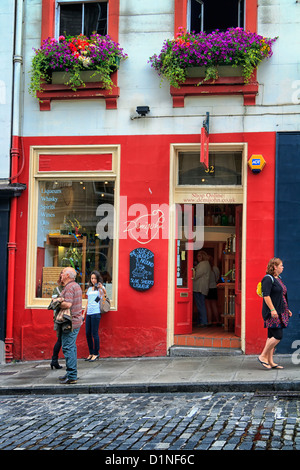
[235,205,243,337]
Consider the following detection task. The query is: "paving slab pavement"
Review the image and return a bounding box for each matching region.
[0,354,299,395]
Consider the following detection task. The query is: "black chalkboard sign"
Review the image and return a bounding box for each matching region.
[129,248,154,291]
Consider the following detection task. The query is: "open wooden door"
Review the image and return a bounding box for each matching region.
[235,205,242,337]
[174,204,194,334]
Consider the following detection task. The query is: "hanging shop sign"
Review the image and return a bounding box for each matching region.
[248,154,266,173]
[200,112,209,170]
[129,248,154,291]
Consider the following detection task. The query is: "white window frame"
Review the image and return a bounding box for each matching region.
[55,0,109,39]
[187,0,204,32]
[172,143,247,203]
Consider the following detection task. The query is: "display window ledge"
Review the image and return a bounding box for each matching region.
[36,80,120,111]
[170,76,259,107]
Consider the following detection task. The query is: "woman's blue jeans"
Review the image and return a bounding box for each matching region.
[85,314,101,355]
[61,327,80,380]
[193,292,208,326]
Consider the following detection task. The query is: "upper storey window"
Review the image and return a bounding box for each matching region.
[57,1,108,37]
[188,0,245,33]
[39,0,121,110]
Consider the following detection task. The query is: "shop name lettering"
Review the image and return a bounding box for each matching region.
[96,197,204,248]
[184,193,236,204]
[124,209,165,244]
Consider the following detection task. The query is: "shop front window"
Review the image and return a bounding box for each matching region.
[178,151,242,186]
[36,179,114,299]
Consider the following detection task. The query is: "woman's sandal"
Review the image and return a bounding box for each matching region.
[257,358,271,369]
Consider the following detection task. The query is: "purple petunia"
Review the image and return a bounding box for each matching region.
[33,34,127,74]
[149,27,278,87]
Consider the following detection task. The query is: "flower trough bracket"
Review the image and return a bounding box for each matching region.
[170,76,259,107]
[36,80,120,111]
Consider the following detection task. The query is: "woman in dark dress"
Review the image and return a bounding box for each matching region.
[258,258,292,369]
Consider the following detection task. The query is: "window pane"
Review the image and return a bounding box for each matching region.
[60,4,82,37]
[178,152,242,186]
[190,0,244,34]
[84,2,108,36]
[190,0,203,34]
[36,180,114,299]
[238,0,245,28]
[177,240,188,287]
[59,2,108,37]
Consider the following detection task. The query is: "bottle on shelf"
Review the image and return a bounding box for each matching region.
[232,263,236,281]
[229,295,235,315]
[232,234,236,253]
[60,216,69,235]
[221,211,228,226]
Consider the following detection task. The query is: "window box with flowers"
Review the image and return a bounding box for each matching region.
[29,34,127,110]
[149,27,277,106]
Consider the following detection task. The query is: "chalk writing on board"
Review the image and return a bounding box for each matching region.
[129,248,154,291]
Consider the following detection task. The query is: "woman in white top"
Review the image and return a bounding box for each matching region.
[83,270,106,362]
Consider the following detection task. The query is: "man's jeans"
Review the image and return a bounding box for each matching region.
[61,327,80,380]
[193,292,208,326]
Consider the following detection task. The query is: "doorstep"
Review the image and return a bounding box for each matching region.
[174,326,241,350]
[169,346,242,357]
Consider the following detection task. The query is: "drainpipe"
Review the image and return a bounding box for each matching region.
[5,0,25,362]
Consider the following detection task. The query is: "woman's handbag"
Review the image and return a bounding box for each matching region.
[100,295,111,313]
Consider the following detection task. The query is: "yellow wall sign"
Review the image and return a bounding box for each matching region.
[248,154,266,173]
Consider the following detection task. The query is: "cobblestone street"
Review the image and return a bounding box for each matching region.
[0,391,300,452]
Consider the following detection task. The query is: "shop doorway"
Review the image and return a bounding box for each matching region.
[174,203,242,350]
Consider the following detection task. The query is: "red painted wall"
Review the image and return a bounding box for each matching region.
[209,132,276,354]
[10,132,276,360]
[244,132,276,354]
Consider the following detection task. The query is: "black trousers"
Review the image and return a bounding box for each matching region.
[52,335,62,361]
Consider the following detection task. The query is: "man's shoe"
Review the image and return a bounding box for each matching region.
[58,374,67,381]
[59,377,77,384]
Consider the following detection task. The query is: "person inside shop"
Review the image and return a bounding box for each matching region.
[193,251,211,327]
[258,257,292,369]
[206,256,220,326]
[50,270,64,370]
[83,270,106,362]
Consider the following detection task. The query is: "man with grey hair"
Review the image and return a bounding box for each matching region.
[58,267,83,384]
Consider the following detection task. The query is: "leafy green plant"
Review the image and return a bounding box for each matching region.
[29,34,127,99]
[149,27,278,88]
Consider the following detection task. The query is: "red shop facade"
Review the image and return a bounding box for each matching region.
[5,130,276,361]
